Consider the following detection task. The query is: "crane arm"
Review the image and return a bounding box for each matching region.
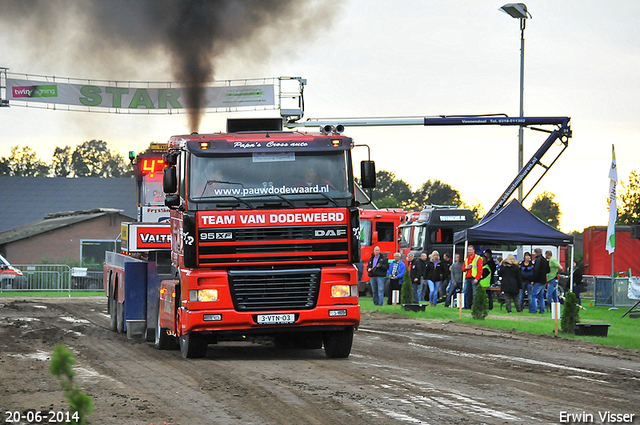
[286,114,572,218]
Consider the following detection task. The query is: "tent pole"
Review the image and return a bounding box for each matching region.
[569,244,574,292]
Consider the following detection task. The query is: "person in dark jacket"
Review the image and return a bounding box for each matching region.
[445,253,464,307]
[530,248,550,314]
[367,246,389,306]
[425,251,444,306]
[408,252,426,304]
[571,261,584,306]
[481,249,497,310]
[484,249,497,285]
[498,254,523,313]
[519,252,534,311]
[440,253,452,299]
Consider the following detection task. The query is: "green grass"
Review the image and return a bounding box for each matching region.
[0,291,103,298]
[360,296,640,350]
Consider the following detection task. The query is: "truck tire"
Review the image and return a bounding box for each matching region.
[109,290,118,332]
[179,332,208,359]
[116,301,125,334]
[323,326,354,359]
[154,305,177,350]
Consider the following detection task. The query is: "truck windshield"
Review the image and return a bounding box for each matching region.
[189,151,352,204]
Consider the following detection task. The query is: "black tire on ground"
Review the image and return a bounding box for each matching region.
[154,304,177,350]
[109,288,118,332]
[116,300,125,334]
[323,326,354,359]
[179,332,208,358]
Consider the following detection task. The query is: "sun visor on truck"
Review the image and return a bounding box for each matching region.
[227,118,283,133]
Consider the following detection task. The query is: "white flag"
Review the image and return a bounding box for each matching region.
[606,145,617,254]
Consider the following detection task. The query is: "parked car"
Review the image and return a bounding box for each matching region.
[0,254,28,289]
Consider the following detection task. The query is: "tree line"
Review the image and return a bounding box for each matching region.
[0,140,132,178]
[2,142,638,226]
[368,169,640,227]
[363,170,566,227]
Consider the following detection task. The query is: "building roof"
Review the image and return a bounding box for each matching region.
[0,177,136,232]
[0,208,133,245]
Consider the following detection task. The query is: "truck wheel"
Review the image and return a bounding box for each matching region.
[179,332,208,359]
[116,301,125,334]
[323,326,354,359]
[154,305,177,350]
[109,291,118,332]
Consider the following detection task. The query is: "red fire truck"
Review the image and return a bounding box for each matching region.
[358,209,407,294]
[103,119,371,358]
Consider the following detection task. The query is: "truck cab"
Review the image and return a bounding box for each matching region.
[399,205,474,259]
[155,119,370,358]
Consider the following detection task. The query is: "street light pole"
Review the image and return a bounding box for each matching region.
[518,15,526,203]
[500,3,531,203]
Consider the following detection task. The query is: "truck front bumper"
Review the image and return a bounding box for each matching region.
[179,304,360,336]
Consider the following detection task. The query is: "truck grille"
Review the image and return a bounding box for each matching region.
[198,225,349,266]
[228,269,320,311]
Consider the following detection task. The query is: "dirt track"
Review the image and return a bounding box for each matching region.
[1,297,639,425]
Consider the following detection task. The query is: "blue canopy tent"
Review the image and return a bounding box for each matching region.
[454,199,574,246]
[453,199,575,288]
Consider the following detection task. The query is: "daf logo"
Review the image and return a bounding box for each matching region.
[315,229,347,237]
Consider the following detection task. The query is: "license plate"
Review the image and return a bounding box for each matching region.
[256,314,295,324]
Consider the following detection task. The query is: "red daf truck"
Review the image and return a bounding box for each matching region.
[103,118,371,358]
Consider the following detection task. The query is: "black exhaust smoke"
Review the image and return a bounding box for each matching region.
[1,0,343,132]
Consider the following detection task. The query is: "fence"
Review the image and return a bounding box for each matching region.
[0,264,104,294]
[583,275,635,307]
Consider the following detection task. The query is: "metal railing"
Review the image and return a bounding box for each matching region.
[583,275,635,307]
[0,264,104,294]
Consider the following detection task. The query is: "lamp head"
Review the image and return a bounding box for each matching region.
[499,3,531,19]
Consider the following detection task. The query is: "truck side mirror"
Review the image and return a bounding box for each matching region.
[360,160,376,189]
[164,194,180,208]
[164,151,179,166]
[163,167,177,194]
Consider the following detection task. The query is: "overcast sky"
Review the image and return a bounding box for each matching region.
[1,0,638,232]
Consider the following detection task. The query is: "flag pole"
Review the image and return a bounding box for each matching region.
[607,144,617,308]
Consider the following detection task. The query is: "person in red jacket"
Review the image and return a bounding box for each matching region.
[462,245,483,309]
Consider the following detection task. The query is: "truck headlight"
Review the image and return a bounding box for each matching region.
[331,285,358,297]
[189,289,219,302]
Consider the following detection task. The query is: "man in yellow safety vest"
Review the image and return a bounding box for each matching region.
[462,245,483,309]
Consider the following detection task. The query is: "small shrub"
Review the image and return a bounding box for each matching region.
[400,268,414,304]
[561,291,580,333]
[472,286,489,320]
[50,344,93,425]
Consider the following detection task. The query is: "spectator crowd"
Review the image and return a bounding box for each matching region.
[365,245,584,313]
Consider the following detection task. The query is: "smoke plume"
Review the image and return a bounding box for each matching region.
[1,0,343,132]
